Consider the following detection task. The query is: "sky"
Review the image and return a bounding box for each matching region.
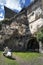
[5,0,34,12]
[0,0,34,20]
[0,4,5,21]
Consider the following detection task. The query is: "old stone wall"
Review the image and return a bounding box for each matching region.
[0,0,43,51]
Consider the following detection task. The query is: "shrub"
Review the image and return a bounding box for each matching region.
[35,27,43,43]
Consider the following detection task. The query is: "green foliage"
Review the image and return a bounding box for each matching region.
[35,27,43,42]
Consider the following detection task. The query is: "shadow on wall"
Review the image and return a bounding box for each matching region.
[27,37,39,52]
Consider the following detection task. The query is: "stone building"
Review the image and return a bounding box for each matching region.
[27,0,43,34]
[27,0,43,52]
[4,0,43,34]
[4,6,17,18]
[0,0,43,52]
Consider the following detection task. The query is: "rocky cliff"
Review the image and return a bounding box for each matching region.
[0,0,42,51]
[0,8,32,51]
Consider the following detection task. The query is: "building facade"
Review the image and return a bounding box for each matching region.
[27,0,43,34]
[0,0,43,52]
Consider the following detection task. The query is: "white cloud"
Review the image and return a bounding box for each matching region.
[0,17,4,21]
[5,0,22,12]
[0,16,4,21]
[1,5,4,10]
[0,0,6,4]
[0,0,35,13]
[0,13,3,17]
[0,12,4,21]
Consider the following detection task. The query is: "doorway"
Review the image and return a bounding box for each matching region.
[27,38,39,52]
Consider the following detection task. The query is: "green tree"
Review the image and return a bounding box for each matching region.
[36,27,43,42]
[35,27,43,53]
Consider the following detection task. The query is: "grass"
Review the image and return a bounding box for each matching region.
[0,51,43,65]
[0,51,19,65]
[14,52,43,65]
[14,52,43,61]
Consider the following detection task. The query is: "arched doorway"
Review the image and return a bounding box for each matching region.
[27,37,39,52]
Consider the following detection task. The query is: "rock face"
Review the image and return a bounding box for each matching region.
[0,10,32,51]
[0,0,43,51]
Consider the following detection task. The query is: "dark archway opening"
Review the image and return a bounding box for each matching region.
[27,38,39,52]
